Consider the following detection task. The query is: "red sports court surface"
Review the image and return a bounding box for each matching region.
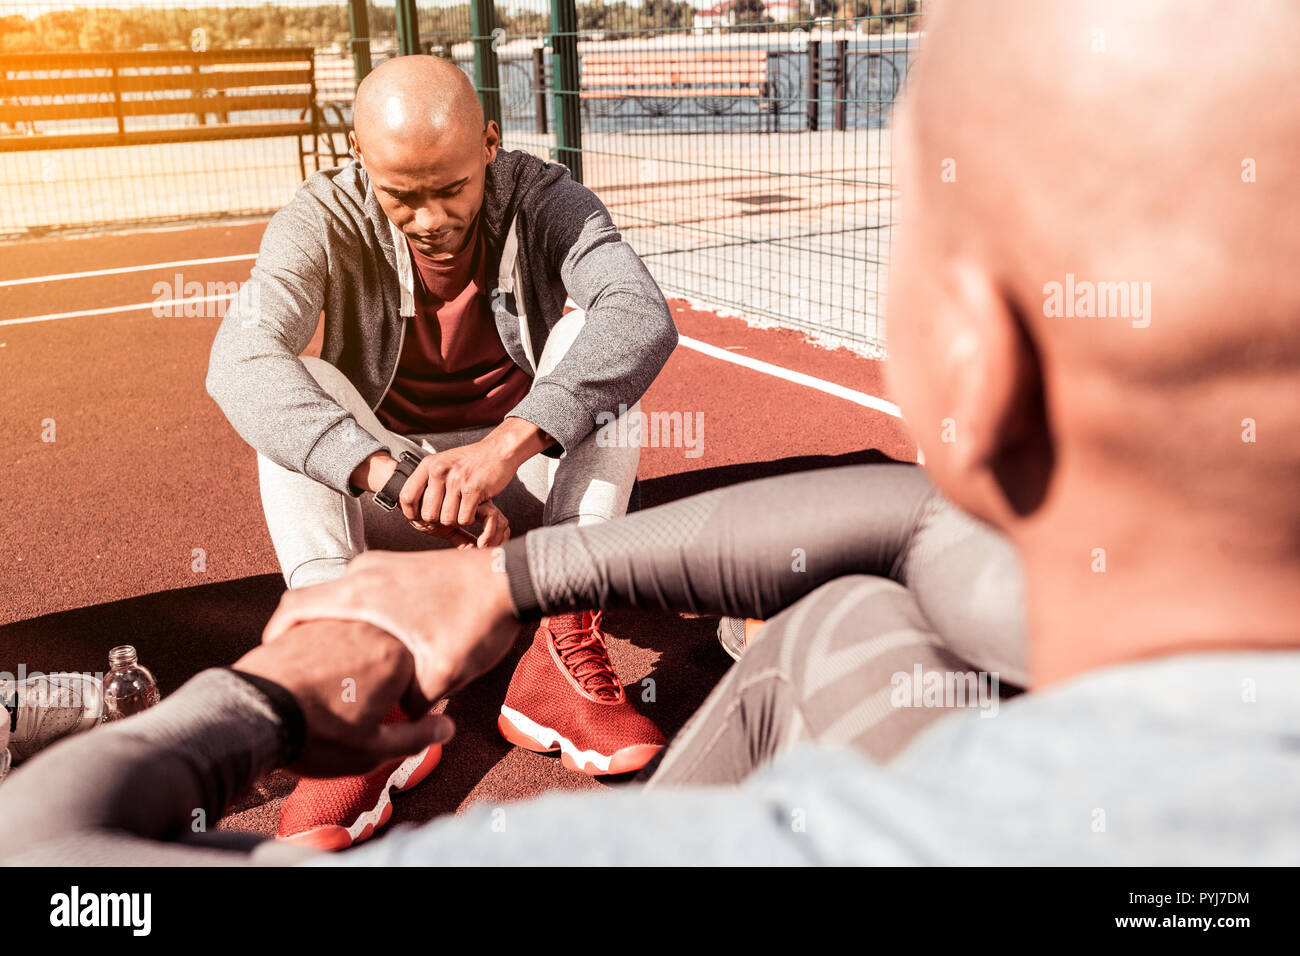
[0,220,914,838]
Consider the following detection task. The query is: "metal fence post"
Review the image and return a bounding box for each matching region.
[533,47,549,135]
[806,38,821,132]
[347,0,372,83]
[833,39,847,132]
[109,60,124,135]
[396,0,420,58]
[471,0,502,130]
[548,0,582,182]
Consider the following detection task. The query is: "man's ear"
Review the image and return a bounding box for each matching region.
[484,121,501,163]
[941,264,1053,521]
[348,131,362,166]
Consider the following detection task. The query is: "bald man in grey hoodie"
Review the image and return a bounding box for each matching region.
[205,55,675,849]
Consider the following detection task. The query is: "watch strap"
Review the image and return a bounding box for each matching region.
[373,450,422,511]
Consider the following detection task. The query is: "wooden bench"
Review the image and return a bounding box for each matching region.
[580,49,772,123]
[0,47,342,178]
[311,52,359,139]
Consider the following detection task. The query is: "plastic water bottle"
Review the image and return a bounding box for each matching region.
[102,645,160,722]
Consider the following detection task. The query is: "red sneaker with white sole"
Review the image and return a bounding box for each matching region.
[498,610,665,776]
[276,708,442,851]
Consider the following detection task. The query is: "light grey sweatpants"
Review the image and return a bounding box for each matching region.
[258,311,641,589]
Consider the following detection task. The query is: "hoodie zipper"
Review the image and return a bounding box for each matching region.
[375,218,414,411]
[498,216,537,373]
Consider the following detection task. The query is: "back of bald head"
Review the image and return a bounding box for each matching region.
[906,0,1300,509]
[352,55,485,157]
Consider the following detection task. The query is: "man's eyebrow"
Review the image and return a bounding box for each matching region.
[378,178,468,196]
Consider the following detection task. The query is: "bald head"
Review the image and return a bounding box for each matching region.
[891,0,1300,512]
[908,0,1300,367]
[887,0,1300,680]
[349,56,499,258]
[353,55,485,158]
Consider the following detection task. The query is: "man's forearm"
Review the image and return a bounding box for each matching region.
[0,669,301,864]
[502,463,940,620]
[350,450,399,495]
[489,416,554,465]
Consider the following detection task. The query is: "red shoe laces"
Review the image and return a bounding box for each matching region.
[550,612,621,701]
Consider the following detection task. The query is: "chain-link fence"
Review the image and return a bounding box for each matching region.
[532,2,920,351]
[1,0,921,351]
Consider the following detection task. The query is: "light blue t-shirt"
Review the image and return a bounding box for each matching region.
[331,652,1300,865]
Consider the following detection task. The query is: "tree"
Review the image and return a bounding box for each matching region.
[828,0,921,32]
[578,0,609,34]
[642,0,695,31]
[422,5,473,50]
[507,10,551,39]
[731,0,774,32]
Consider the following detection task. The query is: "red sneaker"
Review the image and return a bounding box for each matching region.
[498,611,665,776]
[276,708,442,851]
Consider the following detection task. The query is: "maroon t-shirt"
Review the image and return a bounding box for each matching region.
[376,215,532,435]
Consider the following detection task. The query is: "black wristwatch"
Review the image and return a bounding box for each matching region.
[373,450,422,512]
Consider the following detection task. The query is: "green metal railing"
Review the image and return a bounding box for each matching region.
[400,1,921,350]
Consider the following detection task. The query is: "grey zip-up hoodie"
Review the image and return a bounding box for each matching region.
[205,148,676,497]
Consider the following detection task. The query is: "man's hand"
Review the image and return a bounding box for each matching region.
[409,496,511,549]
[234,620,454,778]
[261,547,521,705]
[348,449,511,548]
[399,418,551,538]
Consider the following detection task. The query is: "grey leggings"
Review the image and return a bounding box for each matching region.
[508,463,1026,785]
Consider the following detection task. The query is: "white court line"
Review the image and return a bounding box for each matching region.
[0,254,257,288]
[677,334,902,419]
[0,293,234,327]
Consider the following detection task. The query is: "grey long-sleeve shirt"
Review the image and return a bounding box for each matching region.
[3,466,1297,865]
